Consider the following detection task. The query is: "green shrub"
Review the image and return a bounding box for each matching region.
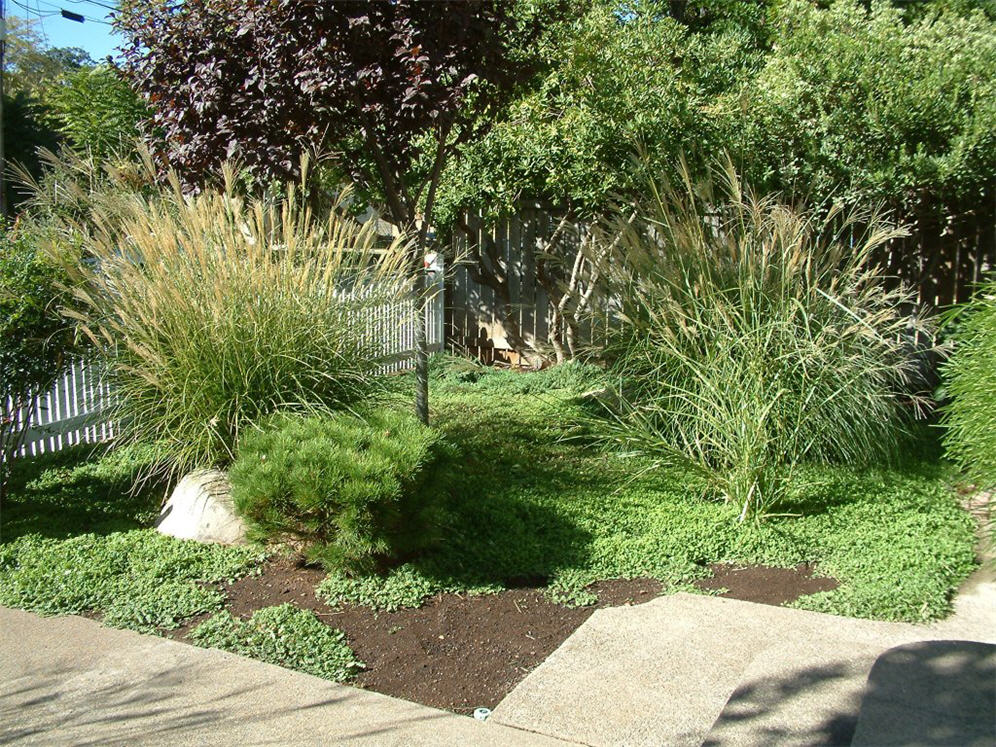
[33,154,412,477]
[588,161,931,519]
[728,0,996,216]
[190,604,362,681]
[941,276,996,490]
[0,221,81,509]
[230,410,452,573]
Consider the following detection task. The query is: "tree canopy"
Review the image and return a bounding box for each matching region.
[728,0,996,218]
[2,17,146,210]
[116,0,539,223]
[116,0,549,422]
[435,0,995,228]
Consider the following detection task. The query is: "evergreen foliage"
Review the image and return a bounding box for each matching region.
[230,410,453,573]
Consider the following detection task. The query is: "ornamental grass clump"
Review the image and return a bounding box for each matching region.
[941,275,996,491]
[37,154,411,477]
[589,160,931,520]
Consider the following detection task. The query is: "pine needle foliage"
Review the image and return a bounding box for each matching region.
[588,159,932,520]
[230,410,452,574]
[941,275,996,491]
[30,150,412,477]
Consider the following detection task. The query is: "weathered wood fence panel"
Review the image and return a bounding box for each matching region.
[447,205,995,361]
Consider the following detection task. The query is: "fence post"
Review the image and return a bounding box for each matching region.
[425,252,445,353]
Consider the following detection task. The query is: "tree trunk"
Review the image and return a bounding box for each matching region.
[413,263,430,425]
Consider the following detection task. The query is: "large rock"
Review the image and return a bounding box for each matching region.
[155,469,248,545]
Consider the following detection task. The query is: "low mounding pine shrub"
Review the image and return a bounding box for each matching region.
[589,160,931,519]
[941,276,996,491]
[230,410,452,573]
[37,153,411,476]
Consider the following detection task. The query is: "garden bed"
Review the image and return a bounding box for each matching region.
[0,370,980,713]
[170,554,829,712]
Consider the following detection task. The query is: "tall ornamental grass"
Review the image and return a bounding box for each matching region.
[941,275,996,491]
[589,161,931,519]
[37,154,411,476]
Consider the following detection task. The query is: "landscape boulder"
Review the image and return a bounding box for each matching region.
[155,469,248,545]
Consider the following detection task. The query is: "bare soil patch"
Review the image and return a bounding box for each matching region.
[173,556,834,712]
[694,563,838,606]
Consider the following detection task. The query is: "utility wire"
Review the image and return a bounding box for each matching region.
[9,0,56,19]
[63,0,116,12]
[34,0,51,43]
[11,0,110,24]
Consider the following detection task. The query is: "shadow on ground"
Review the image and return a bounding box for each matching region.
[0,657,457,745]
[704,639,996,747]
[3,444,164,540]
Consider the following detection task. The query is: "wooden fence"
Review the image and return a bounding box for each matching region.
[446,204,995,362]
[11,266,445,457]
[10,359,117,457]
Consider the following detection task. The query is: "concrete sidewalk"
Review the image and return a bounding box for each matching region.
[0,607,568,746]
[2,563,993,746]
[491,570,996,747]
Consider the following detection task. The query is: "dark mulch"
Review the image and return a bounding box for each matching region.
[173,556,835,713]
[694,563,838,606]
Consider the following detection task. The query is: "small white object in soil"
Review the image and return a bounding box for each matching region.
[473,708,492,721]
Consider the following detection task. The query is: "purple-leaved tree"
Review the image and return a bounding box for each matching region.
[116,0,537,423]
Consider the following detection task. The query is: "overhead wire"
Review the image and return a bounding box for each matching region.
[11,0,111,24]
[34,0,51,43]
[63,0,116,12]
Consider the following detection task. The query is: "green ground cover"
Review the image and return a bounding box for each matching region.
[0,445,265,632]
[0,365,979,643]
[321,367,977,622]
[189,604,363,681]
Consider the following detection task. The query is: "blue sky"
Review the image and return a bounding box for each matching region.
[9,0,123,62]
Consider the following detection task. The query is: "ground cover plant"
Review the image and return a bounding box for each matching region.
[190,604,362,682]
[0,445,265,632]
[0,364,977,643]
[584,162,931,519]
[231,409,452,573]
[318,365,976,622]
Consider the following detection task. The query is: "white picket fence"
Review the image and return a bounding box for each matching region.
[11,265,445,458]
[9,359,118,458]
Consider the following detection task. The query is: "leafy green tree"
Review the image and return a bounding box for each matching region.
[46,66,148,158]
[2,17,144,209]
[117,0,544,424]
[433,0,768,361]
[725,0,996,218]
[3,93,60,190]
[436,0,767,225]
[0,222,80,518]
[3,17,93,97]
